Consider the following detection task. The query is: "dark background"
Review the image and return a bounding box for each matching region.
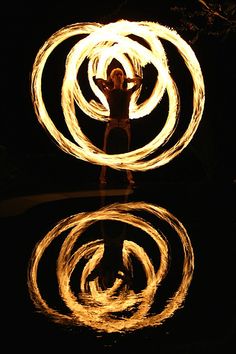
[1,1,235,352]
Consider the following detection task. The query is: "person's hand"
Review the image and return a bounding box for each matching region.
[126,76,141,82]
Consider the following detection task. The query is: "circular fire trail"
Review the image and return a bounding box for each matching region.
[31,20,205,171]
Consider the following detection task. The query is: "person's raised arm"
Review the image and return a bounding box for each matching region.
[126,74,142,92]
[93,76,107,90]
[126,74,142,83]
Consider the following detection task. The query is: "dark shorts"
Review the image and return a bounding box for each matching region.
[104,119,131,154]
[107,118,130,129]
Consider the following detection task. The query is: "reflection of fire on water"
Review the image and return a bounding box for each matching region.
[27,202,194,333]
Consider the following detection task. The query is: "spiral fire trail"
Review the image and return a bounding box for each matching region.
[31,20,205,171]
[27,201,194,333]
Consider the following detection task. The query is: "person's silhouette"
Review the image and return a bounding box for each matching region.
[93,67,142,184]
[87,220,132,290]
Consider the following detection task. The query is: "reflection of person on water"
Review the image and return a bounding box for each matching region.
[93,67,142,185]
[87,186,133,290]
[87,220,132,290]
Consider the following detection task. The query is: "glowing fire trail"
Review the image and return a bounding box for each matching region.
[31,20,205,171]
[27,201,194,333]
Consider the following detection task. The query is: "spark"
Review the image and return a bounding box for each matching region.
[27,201,194,333]
[31,20,205,171]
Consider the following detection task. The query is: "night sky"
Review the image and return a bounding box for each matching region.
[1,1,235,352]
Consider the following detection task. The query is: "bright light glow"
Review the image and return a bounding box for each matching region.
[31,20,205,170]
[27,201,194,333]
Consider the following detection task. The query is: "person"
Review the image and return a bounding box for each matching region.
[93,67,142,184]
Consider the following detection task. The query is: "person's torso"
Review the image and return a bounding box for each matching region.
[107,89,131,120]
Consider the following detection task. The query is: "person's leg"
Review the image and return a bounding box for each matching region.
[100,165,107,184]
[127,169,135,184]
[126,125,135,184]
[99,125,110,184]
